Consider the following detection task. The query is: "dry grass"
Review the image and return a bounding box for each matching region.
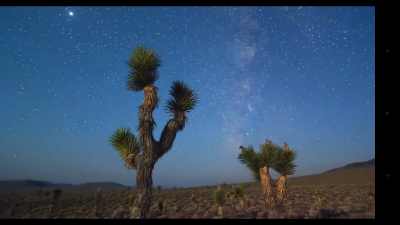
[0,181,375,219]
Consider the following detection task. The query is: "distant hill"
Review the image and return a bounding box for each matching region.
[323,158,375,174]
[75,182,126,189]
[234,158,375,187]
[0,180,125,190]
[0,180,73,188]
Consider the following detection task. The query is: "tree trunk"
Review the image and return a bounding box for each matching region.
[218,206,224,218]
[259,166,279,218]
[275,175,287,207]
[240,199,246,212]
[130,158,156,219]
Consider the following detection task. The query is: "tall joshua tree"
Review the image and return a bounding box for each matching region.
[238,140,297,218]
[109,46,198,219]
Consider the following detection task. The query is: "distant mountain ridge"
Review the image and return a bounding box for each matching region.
[0,179,126,189]
[323,158,375,174]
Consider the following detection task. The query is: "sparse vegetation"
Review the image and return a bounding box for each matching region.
[157,198,164,213]
[108,46,198,219]
[214,189,227,218]
[233,184,246,212]
[128,194,136,210]
[315,188,323,204]
[191,194,199,211]
[0,180,375,219]
[94,188,102,215]
[49,189,62,213]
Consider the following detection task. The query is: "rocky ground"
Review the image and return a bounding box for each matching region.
[0,182,375,219]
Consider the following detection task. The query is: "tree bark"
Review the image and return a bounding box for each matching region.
[130,157,156,219]
[275,175,287,206]
[158,119,180,157]
[259,166,279,218]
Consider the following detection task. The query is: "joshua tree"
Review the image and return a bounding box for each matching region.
[49,189,62,213]
[214,189,226,218]
[128,194,136,211]
[94,188,102,215]
[191,194,199,211]
[233,183,246,212]
[109,46,198,219]
[315,188,323,204]
[157,198,164,213]
[164,199,168,212]
[157,185,162,192]
[238,140,297,217]
[173,187,176,191]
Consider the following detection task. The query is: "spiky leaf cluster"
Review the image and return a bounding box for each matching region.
[109,127,141,169]
[126,46,161,92]
[237,142,297,182]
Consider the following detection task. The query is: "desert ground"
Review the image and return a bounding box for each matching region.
[0,167,375,219]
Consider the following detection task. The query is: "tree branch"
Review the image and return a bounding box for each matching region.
[157,118,180,158]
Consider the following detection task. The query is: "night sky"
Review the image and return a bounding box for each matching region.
[0,6,375,188]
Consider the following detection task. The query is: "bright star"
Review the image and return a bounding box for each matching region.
[69,12,73,16]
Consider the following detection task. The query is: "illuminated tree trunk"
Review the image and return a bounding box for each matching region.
[259,166,279,218]
[275,175,287,206]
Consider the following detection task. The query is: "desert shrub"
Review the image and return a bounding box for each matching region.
[214,189,226,218]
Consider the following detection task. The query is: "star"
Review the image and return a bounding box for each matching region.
[69,12,74,16]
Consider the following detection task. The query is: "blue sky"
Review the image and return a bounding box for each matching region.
[0,6,375,188]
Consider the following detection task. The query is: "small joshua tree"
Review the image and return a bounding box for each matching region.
[315,188,323,204]
[157,198,164,213]
[128,194,136,210]
[157,185,162,192]
[127,186,131,192]
[49,189,62,213]
[233,183,246,212]
[38,189,42,196]
[214,189,226,218]
[238,140,297,217]
[109,46,198,219]
[164,200,168,212]
[173,187,176,191]
[191,194,199,211]
[94,188,102,215]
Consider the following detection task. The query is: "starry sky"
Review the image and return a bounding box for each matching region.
[0,6,375,188]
